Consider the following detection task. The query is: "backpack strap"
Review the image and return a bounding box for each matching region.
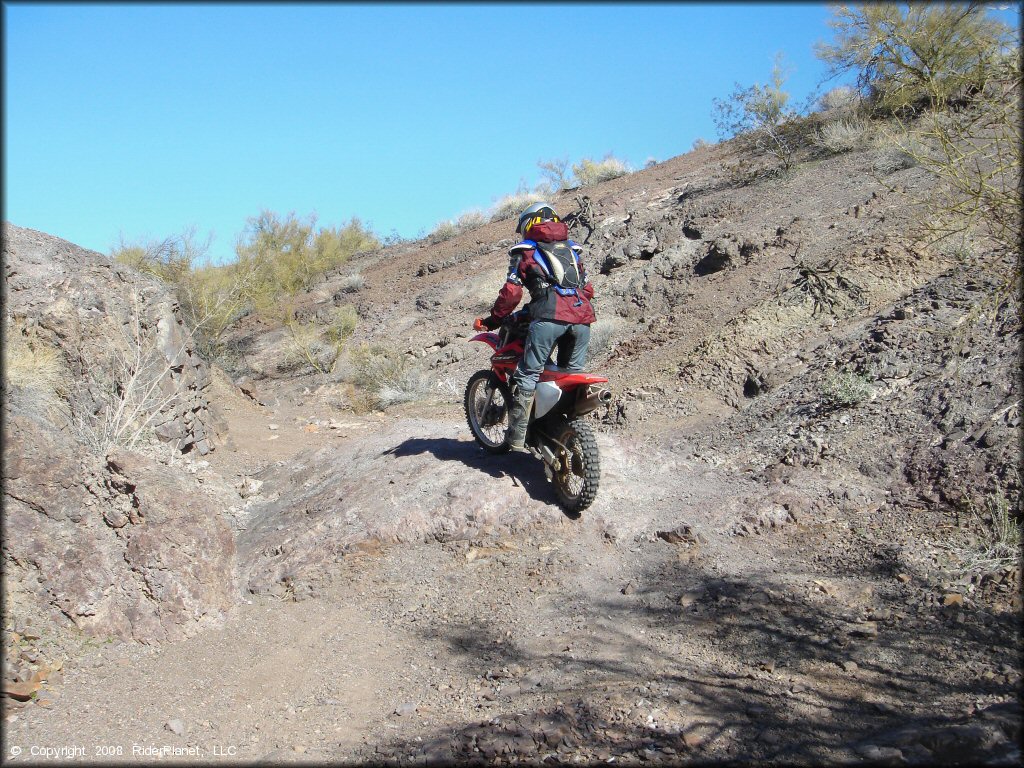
[509,239,537,257]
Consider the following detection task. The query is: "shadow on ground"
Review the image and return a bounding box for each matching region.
[365,550,1022,765]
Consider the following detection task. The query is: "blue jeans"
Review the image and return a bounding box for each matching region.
[511,320,591,394]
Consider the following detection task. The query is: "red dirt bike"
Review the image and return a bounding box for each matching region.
[465,312,612,513]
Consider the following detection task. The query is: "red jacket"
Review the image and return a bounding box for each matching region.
[487,221,596,326]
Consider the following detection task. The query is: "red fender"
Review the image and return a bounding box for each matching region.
[469,331,502,350]
[539,371,609,387]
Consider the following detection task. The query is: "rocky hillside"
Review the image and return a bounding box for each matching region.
[2,126,1020,764]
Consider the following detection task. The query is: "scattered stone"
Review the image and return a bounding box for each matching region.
[394,702,418,717]
[848,622,879,638]
[238,478,264,499]
[856,744,904,763]
[941,592,964,608]
[841,660,859,673]
[678,590,703,608]
[656,525,704,545]
[165,719,186,736]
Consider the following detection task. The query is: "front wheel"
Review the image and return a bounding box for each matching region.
[465,370,511,453]
[551,418,600,513]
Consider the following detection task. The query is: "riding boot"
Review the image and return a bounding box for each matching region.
[506,385,534,452]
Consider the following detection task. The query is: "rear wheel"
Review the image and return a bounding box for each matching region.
[464,370,511,453]
[551,418,600,513]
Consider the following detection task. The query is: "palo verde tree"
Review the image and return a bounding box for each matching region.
[817,3,1021,267]
[712,52,799,170]
[815,2,1016,113]
[234,210,379,316]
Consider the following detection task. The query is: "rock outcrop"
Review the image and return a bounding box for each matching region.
[2,223,238,643]
[3,223,219,455]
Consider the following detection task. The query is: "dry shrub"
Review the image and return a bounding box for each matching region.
[489,190,547,224]
[67,289,189,454]
[813,118,872,153]
[818,85,861,113]
[573,154,631,187]
[283,305,357,376]
[347,343,431,410]
[339,273,365,294]
[871,128,921,173]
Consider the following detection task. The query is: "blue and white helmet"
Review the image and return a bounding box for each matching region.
[516,202,559,236]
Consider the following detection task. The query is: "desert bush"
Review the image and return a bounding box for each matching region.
[820,371,873,408]
[113,231,253,361]
[816,3,1015,114]
[712,53,800,170]
[691,138,711,151]
[428,210,488,243]
[338,273,365,294]
[489,189,547,223]
[946,484,1022,574]
[818,85,861,113]
[283,305,357,376]
[235,210,379,314]
[112,227,209,285]
[428,220,460,243]
[537,156,573,193]
[572,154,631,187]
[68,288,188,453]
[283,321,334,375]
[900,69,1020,259]
[813,118,872,153]
[348,343,431,410]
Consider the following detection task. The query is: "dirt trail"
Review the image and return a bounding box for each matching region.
[4,389,1020,765]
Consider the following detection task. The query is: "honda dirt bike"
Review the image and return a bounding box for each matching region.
[464,312,612,513]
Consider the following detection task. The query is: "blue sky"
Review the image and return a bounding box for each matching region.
[3,3,1017,262]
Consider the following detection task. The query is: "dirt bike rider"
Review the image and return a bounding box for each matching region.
[473,202,597,451]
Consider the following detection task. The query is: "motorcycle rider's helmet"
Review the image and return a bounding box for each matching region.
[516,202,559,237]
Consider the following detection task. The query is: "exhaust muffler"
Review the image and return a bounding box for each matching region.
[576,385,613,415]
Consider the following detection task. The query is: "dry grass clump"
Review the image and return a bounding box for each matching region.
[818,85,861,114]
[338,273,365,294]
[346,343,432,410]
[573,155,631,187]
[941,484,1022,575]
[489,190,547,224]
[870,129,921,174]
[2,325,67,421]
[428,210,488,243]
[813,118,872,153]
[820,370,873,408]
